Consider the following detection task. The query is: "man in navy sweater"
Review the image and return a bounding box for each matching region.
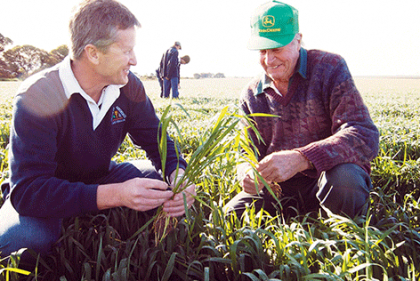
[0,0,195,258]
[159,41,182,98]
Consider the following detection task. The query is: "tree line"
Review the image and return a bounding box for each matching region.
[193,73,225,79]
[0,33,68,80]
[0,33,226,80]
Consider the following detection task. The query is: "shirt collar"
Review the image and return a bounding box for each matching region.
[58,56,122,105]
[58,56,123,130]
[59,56,89,101]
[255,48,307,96]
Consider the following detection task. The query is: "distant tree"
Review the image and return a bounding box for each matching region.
[201,73,213,78]
[0,33,13,78]
[0,60,12,78]
[2,45,50,77]
[0,33,13,52]
[2,44,68,78]
[49,45,69,64]
[193,72,226,79]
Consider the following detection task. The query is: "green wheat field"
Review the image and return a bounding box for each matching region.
[0,77,419,280]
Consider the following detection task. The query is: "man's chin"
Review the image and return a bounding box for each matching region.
[118,75,129,86]
[267,73,287,83]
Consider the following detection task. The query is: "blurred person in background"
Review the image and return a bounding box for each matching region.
[158,41,183,98]
[157,54,190,97]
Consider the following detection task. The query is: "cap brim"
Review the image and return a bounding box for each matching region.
[247,33,295,50]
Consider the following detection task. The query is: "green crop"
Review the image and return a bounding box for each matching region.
[1,79,419,280]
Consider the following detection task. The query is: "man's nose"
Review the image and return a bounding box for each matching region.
[130,51,137,66]
[264,50,276,64]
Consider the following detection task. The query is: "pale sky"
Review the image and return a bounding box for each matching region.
[1,0,419,77]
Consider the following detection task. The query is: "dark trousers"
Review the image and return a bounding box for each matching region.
[224,163,372,219]
[0,160,161,258]
[156,69,163,97]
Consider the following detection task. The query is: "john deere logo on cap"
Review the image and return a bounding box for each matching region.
[259,15,281,33]
[248,1,299,50]
[262,15,275,27]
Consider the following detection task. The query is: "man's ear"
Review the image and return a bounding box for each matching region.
[84,44,100,65]
[294,33,302,51]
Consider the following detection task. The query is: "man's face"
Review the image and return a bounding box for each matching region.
[259,36,301,83]
[96,26,137,85]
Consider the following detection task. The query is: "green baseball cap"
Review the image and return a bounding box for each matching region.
[247,1,299,50]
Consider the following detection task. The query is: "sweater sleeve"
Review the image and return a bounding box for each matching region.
[167,49,180,79]
[9,77,98,218]
[124,74,187,178]
[296,57,379,175]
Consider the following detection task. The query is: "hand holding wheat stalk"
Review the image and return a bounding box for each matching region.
[153,103,280,244]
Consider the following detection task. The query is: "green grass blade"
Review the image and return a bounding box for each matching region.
[161,252,177,281]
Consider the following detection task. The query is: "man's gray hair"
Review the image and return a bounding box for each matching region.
[69,0,140,60]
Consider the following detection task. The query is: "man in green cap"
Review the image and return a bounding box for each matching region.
[225,0,379,219]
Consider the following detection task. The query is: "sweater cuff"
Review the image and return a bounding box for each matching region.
[295,150,314,170]
[166,161,187,184]
[80,184,99,214]
[295,144,329,178]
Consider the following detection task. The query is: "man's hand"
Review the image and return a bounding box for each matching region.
[237,163,265,195]
[164,169,196,217]
[257,150,311,183]
[97,178,173,212]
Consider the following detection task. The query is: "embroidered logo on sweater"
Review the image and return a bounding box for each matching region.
[111,106,126,125]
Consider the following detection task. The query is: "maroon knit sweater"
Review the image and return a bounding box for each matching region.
[241,48,379,178]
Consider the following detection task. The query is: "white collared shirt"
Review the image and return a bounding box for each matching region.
[58,57,123,130]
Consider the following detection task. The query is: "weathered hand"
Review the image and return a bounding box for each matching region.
[257,150,309,183]
[244,173,266,195]
[237,163,265,195]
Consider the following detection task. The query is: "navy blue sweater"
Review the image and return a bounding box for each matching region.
[9,66,186,218]
[160,47,180,79]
